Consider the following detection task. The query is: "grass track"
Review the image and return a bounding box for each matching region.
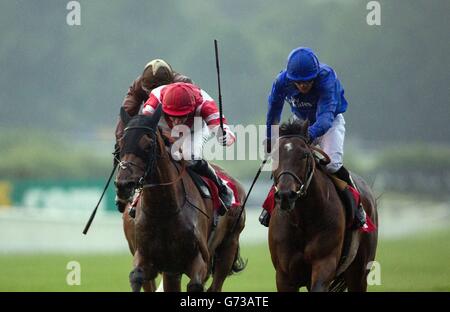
[0,229,449,291]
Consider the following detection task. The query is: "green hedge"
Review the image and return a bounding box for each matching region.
[1,130,111,179]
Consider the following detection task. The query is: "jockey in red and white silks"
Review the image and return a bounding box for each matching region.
[142,82,236,212]
[143,82,235,160]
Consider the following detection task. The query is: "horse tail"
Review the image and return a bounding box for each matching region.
[230,245,248,275]
[329,275,347,292]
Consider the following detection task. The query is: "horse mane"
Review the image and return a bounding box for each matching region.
[279,118,309,139]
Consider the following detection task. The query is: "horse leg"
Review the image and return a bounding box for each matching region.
[344,261,368,292]
[186,252,209,292]
[207,237,239,292]
[122,208,136,255]
[129,250,157,292]
[163,272,182,292]
[309,256,338,292]
[276,269,298,292]
[344,243,376,292]
[142,279,157,292]
[207,209,245,292]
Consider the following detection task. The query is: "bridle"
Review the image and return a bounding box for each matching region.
[117,126,186,190]
[273,134,316,198]
[117,124,207,219]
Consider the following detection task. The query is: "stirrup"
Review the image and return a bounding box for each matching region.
[259,210,270,227]
[128,206,136,219]
[217,198,228,216]
[352,204,367,229]
[218,184,233,211]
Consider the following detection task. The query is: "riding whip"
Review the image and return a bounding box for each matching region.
[214,39,226,136]
[231,157,269,234]
[82,163,117,235]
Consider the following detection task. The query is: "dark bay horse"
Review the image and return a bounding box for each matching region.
[115,106,246,292]
[268,120,378,292]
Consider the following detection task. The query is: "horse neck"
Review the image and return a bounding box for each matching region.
[141,135,185,212]
[295,169,332,218]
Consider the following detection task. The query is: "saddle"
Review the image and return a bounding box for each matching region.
[187,167,212,199]
[187,164,241,213]
[311,148,368,280]
[311,147,358,226]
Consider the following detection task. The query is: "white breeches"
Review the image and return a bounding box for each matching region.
[166,120,212,161]
[315,114,345,173]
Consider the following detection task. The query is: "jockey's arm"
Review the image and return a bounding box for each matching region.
[123,76,148,115]
[198,90,236,146]
[142,91,160,116]
[266,74,286,139]
[308,76,338,141]
[115,76,149,143]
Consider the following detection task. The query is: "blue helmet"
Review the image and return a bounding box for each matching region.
[286,47,320,81]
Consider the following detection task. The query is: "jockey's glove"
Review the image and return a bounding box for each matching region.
[216,129,235,146]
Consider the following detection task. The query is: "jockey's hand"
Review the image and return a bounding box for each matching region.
[217,129,235,146]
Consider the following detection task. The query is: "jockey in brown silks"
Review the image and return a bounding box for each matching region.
[114,59,192,164]
[142,82,236,215]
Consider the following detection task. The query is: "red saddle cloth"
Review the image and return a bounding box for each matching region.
[201,172,241,213]
[262,185,376,233]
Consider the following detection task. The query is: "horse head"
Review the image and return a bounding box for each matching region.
[272,119,315,212]
[114,105,163,212]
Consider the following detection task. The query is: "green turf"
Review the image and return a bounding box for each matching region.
[0,229,449,292]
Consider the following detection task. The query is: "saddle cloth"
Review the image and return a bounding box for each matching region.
[188,168,241,213]
[262,181,375,233]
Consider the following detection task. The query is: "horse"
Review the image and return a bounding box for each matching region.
[268,119,378,292]
[115,105,246,292]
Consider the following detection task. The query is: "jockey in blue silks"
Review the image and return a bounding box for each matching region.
[260,47,366,229]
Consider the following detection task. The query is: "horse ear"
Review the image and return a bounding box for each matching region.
[151,104,163,125]
[120,107,131,125]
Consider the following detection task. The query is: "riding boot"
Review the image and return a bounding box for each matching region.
[259,209,270,227]
[334,166,367,229]
[190,160,233,216]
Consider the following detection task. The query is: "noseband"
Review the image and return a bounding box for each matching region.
[118,125,158,188]
[274,135,316,198]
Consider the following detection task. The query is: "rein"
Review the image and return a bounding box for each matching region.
[142,161,187,189]
[119,125,208,219]
[274,134,316,198]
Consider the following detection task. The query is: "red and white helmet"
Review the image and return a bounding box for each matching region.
[161,83,196,116]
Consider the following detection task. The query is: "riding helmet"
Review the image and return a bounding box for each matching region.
[161,83,196,116]
[141,59,174,91]
[286,47,320,81]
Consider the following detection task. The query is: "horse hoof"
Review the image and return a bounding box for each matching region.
[187,283,204,292]
[129,268,144,292]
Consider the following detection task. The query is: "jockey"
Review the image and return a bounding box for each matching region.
[142,82,236,214]
[261,47,366,229]
[114,59,192,164]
